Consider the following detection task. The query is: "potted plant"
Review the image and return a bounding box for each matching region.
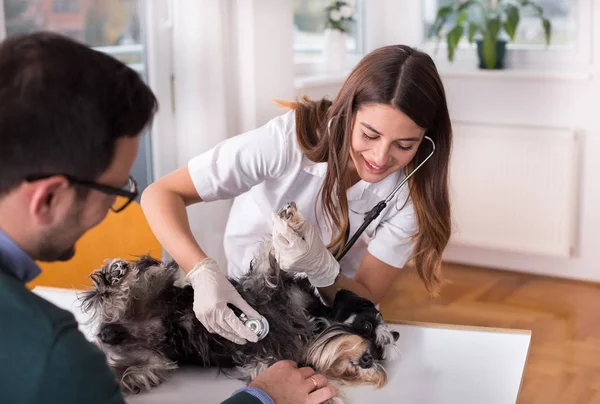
[323,1,355,73]
[430,0,552,69]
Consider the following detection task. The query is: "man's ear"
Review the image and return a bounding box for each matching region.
[28,177,72,225]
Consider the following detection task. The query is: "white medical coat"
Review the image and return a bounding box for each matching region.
[188,111,417,280]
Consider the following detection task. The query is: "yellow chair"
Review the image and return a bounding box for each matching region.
[27,201,162,290]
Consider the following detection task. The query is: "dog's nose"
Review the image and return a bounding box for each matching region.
[392,331,400,341]
[359,353,373,369]
[99,323,128,345]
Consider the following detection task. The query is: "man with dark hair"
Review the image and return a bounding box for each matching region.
[0,31,157,404]
[0,32,336,404]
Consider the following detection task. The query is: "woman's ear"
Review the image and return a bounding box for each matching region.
[28,176,72,226]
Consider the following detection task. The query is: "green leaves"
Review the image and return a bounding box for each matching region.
[468,22,479,43]
[542,17,552,46]
[430,5,453,38]
[516,0,552,45]
[431,0,552,65]
[486,15,501,41]
[458,0,481,12]
[447,25,464,61]
[502,4,520,41]
[518,0,543,16]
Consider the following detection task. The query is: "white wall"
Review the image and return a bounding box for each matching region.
[438,5,600,283]
[234,0,295,133]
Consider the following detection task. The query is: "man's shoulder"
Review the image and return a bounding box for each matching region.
[0,269,77,333]
[0,269,82,367]
[0,270,124,404]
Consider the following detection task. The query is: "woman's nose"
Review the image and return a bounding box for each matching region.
[373,143,390,166]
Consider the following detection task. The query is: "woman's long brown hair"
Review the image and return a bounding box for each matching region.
[277,45,452,294]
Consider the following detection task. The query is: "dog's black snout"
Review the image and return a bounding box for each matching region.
[359,353,373,369]
[392,331,400,341]
[99,323,128,345]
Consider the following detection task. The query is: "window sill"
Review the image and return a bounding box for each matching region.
[438,67,593,82]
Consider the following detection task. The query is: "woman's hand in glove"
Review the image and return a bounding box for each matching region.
[271,212,340,287]
[185,258,261,344]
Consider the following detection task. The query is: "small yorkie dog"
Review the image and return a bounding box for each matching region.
[79,202,400,402]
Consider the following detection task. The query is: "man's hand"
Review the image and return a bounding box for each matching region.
[249,360,337,404]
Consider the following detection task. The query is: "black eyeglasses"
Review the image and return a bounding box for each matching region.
[26,174,139,213]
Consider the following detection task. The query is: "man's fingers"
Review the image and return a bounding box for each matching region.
[308,386,338,404]
[305,373,328,391]
[271,359,297,369]
[298,366,316,380]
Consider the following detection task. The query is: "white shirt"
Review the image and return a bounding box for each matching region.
[188,111,418,280]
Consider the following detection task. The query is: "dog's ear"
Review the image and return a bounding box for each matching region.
[330,289,375,322]
[135,255,163,271]
[332,289,360,307]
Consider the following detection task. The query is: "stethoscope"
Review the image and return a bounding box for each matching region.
[242,123,436,341]
[332,132,436,261]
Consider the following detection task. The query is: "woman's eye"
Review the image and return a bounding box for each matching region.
[396,143,413,151]
[363,322,373,333]
[362,132,377,141]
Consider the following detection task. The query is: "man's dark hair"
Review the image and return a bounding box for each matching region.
[0,31,159,196]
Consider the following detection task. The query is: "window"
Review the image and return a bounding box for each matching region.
[3,0,145,71]
[422,0,577,48]
[1,0,154,192]
[293,0,364,55]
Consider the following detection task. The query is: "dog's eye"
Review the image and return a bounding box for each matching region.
[363,322,373,333]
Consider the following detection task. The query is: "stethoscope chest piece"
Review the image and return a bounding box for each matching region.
[239,313,270,341]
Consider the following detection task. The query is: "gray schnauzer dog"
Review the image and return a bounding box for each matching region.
[79,202,400,398]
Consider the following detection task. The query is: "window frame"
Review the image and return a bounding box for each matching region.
[0,1,6,39]
[420,0,593,73]
[293,0,366,76]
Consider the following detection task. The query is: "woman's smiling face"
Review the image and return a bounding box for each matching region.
[349,103,426,183]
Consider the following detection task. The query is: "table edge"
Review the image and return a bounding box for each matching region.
[387,319,532,335]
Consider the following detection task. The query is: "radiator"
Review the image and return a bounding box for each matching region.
[448,122,580,258]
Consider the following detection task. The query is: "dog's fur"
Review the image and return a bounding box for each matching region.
[79,203,400,400]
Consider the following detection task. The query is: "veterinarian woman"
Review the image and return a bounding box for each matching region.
[141,44,452,346]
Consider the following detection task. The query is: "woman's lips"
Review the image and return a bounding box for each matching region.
[363,156,388,174]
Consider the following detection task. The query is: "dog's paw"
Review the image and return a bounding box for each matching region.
[278,201,297,220]
[120,365,172,395]
[105,259,131,286]
[277,201,304,231]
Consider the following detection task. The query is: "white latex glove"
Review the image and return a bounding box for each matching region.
[271,213,340,287]
[185,258,260,344]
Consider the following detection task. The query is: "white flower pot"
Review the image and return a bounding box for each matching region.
[323,28,347,73]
